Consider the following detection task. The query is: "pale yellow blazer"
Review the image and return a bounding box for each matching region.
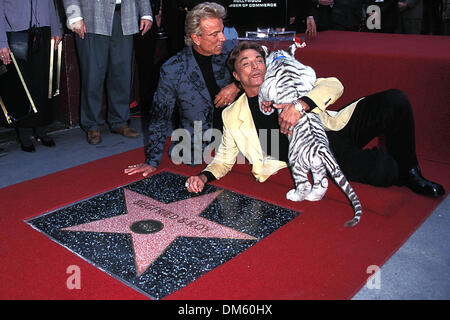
[204,77,362,182]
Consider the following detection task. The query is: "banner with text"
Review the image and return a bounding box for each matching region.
[227,0,286,29]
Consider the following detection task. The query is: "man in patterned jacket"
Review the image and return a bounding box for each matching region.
[125,2,240,177]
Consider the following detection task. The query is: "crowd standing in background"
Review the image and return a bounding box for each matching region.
[288,0,450,36]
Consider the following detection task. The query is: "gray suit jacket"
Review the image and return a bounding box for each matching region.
[63,0,152,36]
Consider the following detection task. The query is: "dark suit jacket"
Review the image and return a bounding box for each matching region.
[313,0,363,31]
[287,0,314,32]
[367,0,398,33]
[145,40,237,167]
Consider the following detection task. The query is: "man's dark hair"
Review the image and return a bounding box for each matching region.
[227,41,266,73]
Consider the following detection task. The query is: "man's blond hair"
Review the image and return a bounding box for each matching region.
[184,2,226,46]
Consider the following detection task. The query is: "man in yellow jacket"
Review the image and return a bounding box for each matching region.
[186,41,444,198]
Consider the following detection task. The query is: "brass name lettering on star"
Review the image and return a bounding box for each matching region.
[133,200,212,233]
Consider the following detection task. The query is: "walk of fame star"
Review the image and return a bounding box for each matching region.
[62,189,257,276]
[26,171,300,299]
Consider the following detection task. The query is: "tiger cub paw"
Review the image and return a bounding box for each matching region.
[286,189,301,201]
[286,188,310,202]
[260,101,274,115]
[305,187,327,201]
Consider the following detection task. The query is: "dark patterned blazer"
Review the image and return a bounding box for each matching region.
[145,40,237,167]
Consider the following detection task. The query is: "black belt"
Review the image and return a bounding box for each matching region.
[115,4,121,11]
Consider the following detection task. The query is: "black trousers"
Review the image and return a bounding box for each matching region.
[326,89,418,187]
[0,27,52,129]
[74,10,133,132]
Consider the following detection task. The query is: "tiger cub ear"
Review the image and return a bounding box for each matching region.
[288,43,297,57]
[261,45,269,58]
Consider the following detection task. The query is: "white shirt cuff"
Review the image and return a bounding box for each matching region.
[141,15,153,22]
[67,17,83,29]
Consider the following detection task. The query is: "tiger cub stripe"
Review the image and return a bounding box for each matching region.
[258,44,362,227]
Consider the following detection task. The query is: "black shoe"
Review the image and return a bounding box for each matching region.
[35,135,56,147]
[17,127,34,152]
[20,142,36,153]
[18,129,36,152]
[404,166,445,197]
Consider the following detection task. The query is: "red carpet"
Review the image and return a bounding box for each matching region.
[296,31,450,164]
[0,147,448,300]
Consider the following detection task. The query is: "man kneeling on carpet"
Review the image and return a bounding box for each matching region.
[185,41,445,198]
[124,2,240,177]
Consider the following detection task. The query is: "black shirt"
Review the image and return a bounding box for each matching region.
[247,95,290,163]
[192,48,223,130]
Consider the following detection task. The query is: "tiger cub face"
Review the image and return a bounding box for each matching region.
[258,44,316,116]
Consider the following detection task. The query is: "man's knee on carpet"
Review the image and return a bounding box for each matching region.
[339,147,399,187]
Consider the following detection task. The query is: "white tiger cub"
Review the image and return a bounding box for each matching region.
[258,44,362,227]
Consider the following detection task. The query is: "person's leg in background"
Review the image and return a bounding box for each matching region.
[75,32,109,144]
[107,9,139,138]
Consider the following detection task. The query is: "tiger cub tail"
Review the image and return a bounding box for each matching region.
[319,147,363,227]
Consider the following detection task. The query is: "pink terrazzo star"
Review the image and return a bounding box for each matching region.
[62,189,257,276]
